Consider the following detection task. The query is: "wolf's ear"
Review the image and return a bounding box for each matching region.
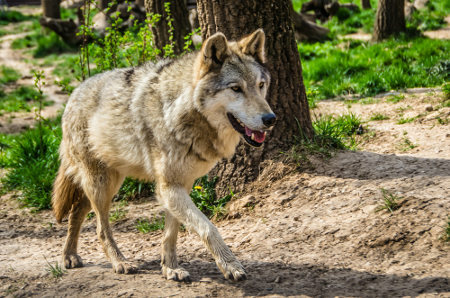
[238,29,266,64]
[202,32,230,69]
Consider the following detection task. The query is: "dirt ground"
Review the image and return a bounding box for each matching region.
[1,7,449,298]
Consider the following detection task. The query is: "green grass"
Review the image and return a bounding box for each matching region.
[397,132,418,151]
[0,10,35,25]
[312,113,362,150]
[397,116,416,124]
[287,113,363,166]
[11,29,76,58]
[116,177,155,201]
[136,216,165,233]
[190,175,234,219]
[370,113,389,121]
[0,66,21,84]
[44,258,66,279]
[300,37,450,101]
[0,118,61,210]
[0,86,50,114]
[443,217,450,242]
[376,188,401,213]
[386,94,405,103]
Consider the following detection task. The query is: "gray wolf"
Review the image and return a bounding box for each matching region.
[52,29,276,282]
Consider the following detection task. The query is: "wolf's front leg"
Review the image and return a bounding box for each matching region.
[161,212,191,281]
[159,183,246,281]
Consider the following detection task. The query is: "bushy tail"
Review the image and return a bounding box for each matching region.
[52,166,84,223]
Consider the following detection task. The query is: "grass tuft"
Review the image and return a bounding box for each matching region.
[0,119,61,210]
[0,66,21,84]
[44,257,66,279]
[376,188,401,213]
[370,113,390,121]
[136,216,165,233]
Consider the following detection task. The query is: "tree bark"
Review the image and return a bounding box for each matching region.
[98,0,109,10]
[145,0,193,56]
[373,0,406,41]
[361,0,372,9]
[197,0,313,196]
[42,0,61,19]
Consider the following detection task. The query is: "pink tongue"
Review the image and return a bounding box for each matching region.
[244,126,266,143]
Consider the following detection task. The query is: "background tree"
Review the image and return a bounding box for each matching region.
[361,0,372,9]
[196,0,314,195]
[42,0,61,19]
[145,0,193,56]
[98,0,109,10]
[373,0,406,41]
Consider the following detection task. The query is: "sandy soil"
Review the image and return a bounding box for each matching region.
[0,8,449,298]
[0,90,449,297]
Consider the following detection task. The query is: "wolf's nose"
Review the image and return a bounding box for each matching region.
[262,113,276,127]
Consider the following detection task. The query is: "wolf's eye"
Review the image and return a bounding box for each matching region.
[231,86,242,93]
[259,82,265,89]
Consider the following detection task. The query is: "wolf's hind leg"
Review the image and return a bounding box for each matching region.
[159,183,246,281]
[83,169,136,274]
[63,195,91,269]
[161,211,191,282]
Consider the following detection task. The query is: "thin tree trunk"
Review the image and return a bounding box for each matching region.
[373,0,406,41]
[145,0,192,56]
[42,0,61,19]
[99,0,109,10]
[136,0,145,8]
[361,0,372,9]
[197,0,314,196]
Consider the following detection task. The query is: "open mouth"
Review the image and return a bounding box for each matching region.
[227,113,267,147]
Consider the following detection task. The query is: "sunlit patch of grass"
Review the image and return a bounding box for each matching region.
[0,66,21,84]
[136,216,165,233]
[397,116,416,124]
[369,113,390,121]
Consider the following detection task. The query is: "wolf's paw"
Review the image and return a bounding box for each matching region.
[112,261,137,274]
[217,259,247,281]
[162,266,191,282]
[63,254,83,269]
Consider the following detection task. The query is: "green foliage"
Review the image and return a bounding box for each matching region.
[443,82,450,100]
[369,113,389,121]
[190,175,234,218]
[0,10,34,25]
[376,189,401,213]
[0,121,61,210]
[300,38,450,101]
[116,177,155,201]
[0,66,21,84]
[136,216,165,233]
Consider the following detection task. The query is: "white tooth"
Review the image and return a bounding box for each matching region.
[251,133,255,141]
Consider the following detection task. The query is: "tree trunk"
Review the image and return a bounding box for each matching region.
[373,0,406,41]
[99,0,109,10]
[197,0,313,196]
[42,0,61,19]
[145,0,193,56]
[361,0,372,9]
[136,0,145,9]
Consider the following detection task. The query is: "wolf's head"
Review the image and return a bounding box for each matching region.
[193,29,276,148]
